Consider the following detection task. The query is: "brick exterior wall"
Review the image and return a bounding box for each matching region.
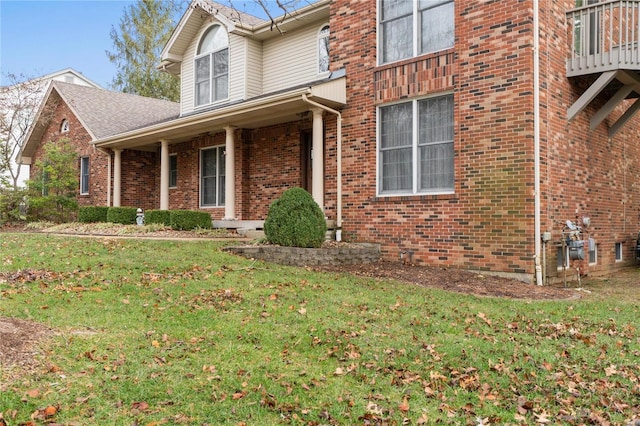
[324,0,640,281]
[29,92,109,208]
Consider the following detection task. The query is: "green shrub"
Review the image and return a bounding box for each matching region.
[106,207,138,225]
[0,187,28,223]
[264,187,326,248]
[145,209,171,226]
[78,206,109,223]
[28,195,78,223]
[170,210,212,231]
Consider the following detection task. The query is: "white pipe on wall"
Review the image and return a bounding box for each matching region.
[533,0,543,286]
[301,94,343,234]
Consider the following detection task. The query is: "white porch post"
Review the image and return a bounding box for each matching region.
[311,108,324,212]
[224,126,236,220]
[113,148,122,207]
[160,140,169,210]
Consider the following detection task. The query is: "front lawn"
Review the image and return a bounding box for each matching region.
[1,234,638,425]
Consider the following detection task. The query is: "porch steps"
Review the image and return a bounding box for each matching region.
[213,219,337,241]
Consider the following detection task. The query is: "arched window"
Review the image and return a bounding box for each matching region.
[60,119,70,133]
[195,25,229,106]
[318,24,330,73]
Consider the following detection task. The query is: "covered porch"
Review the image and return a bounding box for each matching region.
[92,74,346,224]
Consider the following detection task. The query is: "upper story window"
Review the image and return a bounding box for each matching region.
[318,24,330,74]
[195,25,229,107]
[379,0,454,65]
[60,119,70,133]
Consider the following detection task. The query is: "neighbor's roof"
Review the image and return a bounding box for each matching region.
[19,82,179,161]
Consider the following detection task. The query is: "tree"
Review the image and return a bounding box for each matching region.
[27,137,79,223]
[107,0,182,101]
[0,73,51,190]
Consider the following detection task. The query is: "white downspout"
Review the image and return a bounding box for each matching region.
[97,147,112,207]
[533,0,543,285]
[301,94,343,238]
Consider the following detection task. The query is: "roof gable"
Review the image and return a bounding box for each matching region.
[20,82,179,161]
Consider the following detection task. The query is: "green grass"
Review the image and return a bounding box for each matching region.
[1,234,639,425]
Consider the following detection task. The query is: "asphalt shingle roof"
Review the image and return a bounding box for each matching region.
[203,0,266,27]
[53,81,180,139]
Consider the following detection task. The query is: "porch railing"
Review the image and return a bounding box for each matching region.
[567,0,640,76]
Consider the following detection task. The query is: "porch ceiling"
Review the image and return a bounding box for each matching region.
[92,76,346,151]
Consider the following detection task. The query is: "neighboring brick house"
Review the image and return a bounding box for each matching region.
[22,0,640,285]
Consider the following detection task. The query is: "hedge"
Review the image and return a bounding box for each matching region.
[170,210,212,230]
[145,209,171,226]
[106,207,138,225]
[78,206,109,223]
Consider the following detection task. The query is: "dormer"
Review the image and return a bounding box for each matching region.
[160,0,332,117]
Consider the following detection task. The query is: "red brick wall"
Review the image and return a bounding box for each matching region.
[541,0,640,278]
[120,149,158,210]
[329,0,538,277]
[29,92,109,208]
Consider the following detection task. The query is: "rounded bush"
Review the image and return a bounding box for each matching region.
[264,187,326,248]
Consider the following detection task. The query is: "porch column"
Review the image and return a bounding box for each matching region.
[224,126,236,220]
[113,148,122,207]
[160,139,169,210]
[311,108,324,212]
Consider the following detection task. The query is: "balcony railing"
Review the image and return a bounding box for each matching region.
[567,0,640,77]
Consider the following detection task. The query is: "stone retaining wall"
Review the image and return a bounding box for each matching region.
[223,243,381,266]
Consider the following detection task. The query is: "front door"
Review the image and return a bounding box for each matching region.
[301,131,312,192]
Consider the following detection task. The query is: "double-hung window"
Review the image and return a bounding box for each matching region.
[80,157,89,195]
[378,94,454,195]
[200,147,225,207]
[379,0,454,64]
[195,25,229,107]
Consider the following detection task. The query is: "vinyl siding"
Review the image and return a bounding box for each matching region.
[262,24,322,94]
[228,34,246,101]
[245,38,263,99]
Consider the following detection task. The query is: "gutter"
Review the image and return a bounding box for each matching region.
[533,0,543,285]
[301,94,343,238]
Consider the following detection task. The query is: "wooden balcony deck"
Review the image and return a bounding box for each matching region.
[567,0,640,77]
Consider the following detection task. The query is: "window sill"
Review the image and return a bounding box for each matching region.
[374,192,457,203]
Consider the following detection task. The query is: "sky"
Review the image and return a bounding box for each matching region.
[0,0,283,89]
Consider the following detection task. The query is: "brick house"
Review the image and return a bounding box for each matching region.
[23,0,640,285]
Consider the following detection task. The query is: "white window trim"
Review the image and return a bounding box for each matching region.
[377,0,454,66]
[376,92,455,197]
[194,24,229,109]
[317,23,330,75]
[79,156,89,195]
[199,145,225,209]
[61,119,70,133]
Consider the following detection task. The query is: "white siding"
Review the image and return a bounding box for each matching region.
[245,38,263,99]
[262,24,321,94]
[180,31,197,116]
[228,34,246,101]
